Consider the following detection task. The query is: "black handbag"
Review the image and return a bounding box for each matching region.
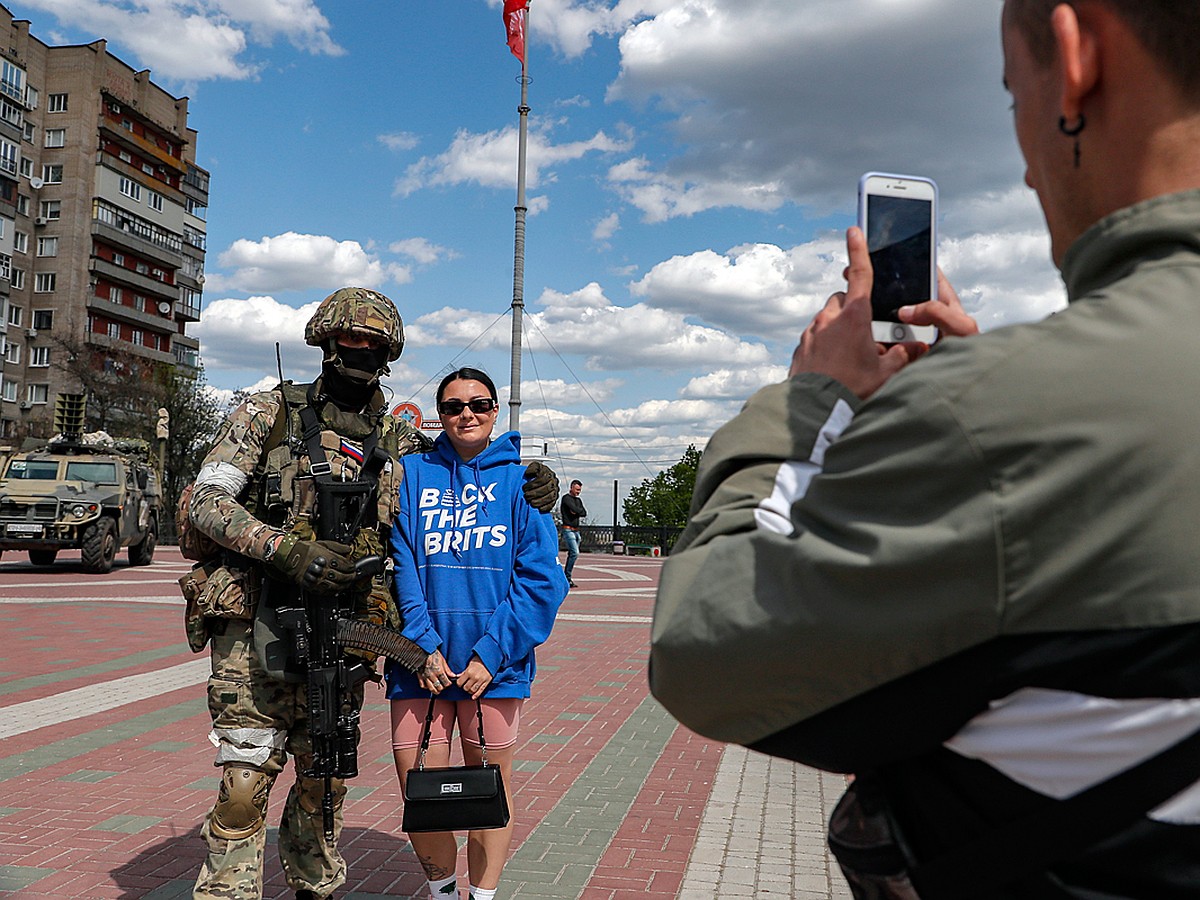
[401,696,511,833]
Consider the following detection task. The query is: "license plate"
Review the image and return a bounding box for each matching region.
[6,523,43,536]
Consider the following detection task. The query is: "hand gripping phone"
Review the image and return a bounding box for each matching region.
[857,172,938,343]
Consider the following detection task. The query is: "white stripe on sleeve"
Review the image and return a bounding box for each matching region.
[754,398,856,536]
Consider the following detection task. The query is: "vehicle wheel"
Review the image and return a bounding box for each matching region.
[128,519,157,566]
[81,518,118,573]
[28,549,58,566]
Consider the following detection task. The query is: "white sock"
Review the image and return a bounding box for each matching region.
[468,886,497,900]
[427,874,458,898]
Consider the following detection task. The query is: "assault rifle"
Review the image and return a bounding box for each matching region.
[277,479,427,840]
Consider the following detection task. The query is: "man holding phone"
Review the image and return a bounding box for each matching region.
[651,1,1200,897]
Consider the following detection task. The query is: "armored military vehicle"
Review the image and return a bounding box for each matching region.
[0,395,161,572]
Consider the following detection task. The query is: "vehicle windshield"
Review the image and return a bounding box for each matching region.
[4,459,60,479]
[65,462,119,484]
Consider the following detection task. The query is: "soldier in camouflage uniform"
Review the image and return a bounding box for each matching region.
[187,287,559,900]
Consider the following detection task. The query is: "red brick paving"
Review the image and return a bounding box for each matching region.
[0,548,724,898]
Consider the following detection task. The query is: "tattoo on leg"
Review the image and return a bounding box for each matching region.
[418,852,454,881]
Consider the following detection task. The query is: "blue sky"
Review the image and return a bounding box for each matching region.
[9,0,1065,522]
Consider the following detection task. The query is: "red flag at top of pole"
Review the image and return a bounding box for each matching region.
[503,0,528,67]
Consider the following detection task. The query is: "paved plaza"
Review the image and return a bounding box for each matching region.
[0,548,851,899]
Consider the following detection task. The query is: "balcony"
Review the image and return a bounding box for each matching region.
[88,331,175,367]
[175,291,201,323]
[92,199,182,267]
[89,258,176,303]
[98,116,187,176]
[86,291,176,333]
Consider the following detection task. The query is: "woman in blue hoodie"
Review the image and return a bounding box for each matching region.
[387,367,568,900]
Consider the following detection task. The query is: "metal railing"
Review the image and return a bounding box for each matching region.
[569,524,686,557]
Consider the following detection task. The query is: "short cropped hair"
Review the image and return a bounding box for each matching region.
[1006,0,1200,101]
[571,479,583,488]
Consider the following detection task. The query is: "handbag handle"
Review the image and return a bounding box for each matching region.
[415,694,489,770]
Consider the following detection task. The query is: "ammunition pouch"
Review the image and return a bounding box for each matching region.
[179,559,260,653]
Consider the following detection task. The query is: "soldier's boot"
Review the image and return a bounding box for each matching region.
[193,765,274,900]
[279,769,348,898]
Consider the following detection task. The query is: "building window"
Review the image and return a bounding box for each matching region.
[4,341,18,364]
[13,232,26,253]
[18,157,31,178]
[41,164,62,184]
[11,269,24,290]
[186,197,207,221]
[0,139,17,176]
[30,346,49,367]
[119,176,141,201]
[148,190,163,212]
[15,194,28,216]
[48,92,67,113]
[27,383,48,405]
[0,254,10,281]
[107,321,120,339]
[118,149,132,163]
[24,86,37,110]
[6,303,19,327]
[44,128,65,148]
[33,272,54,292]
[38,200,60,220]
[36,236,56,257]
[21,120,32,142]
[32,309,52,329]
[131,329,142,346]
[110,286,123,303]
[1,380,15,402]
[132,294,145,312]
[135,261,149,275]
[0,60,24,102]
[0,99,21,126]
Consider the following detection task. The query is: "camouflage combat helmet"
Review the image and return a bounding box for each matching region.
[305,287,404,361]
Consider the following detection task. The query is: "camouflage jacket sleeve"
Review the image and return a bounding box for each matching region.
[190,391,287,560]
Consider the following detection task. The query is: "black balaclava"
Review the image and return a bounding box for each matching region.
[321,341,390,411]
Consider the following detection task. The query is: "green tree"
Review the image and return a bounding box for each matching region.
[155,364,223,532]
[622,445,702,528]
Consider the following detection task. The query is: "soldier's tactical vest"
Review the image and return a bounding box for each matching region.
[248,380,414,532]
[180,381,429,655]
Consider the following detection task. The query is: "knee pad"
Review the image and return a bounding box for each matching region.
[295,769,346,817]
[210,765,274,841]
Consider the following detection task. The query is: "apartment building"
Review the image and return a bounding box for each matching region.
[0,5,207,440]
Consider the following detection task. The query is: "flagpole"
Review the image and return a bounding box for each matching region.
[508,4,530,434]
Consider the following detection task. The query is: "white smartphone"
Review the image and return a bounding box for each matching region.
[857,172,938,343]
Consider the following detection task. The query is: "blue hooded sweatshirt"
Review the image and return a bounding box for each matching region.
[385,430,568,700]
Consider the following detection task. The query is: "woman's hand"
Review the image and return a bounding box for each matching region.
[456,655,494,700]
[418,650,458,695]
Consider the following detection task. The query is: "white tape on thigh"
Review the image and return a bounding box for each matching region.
[210,726,286,767]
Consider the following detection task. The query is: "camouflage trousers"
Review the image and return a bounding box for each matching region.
[193,619,364,900]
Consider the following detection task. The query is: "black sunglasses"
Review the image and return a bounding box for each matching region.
[438,398,498,416]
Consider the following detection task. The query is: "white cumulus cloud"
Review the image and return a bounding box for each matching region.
[216,232,412,293]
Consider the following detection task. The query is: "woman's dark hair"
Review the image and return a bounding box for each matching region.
[1006,0,1200,102]
[436,367,498,404]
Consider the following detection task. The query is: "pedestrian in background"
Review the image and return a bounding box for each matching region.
[652,1,1200,896]
[387,367,568,900]
[559,479,586,588]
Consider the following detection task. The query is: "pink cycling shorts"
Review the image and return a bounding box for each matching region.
[391,698,523,751]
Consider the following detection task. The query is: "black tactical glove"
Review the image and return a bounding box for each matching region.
[522,460,559,513]
[267,533,360,595]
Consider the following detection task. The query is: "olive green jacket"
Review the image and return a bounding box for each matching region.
[651,190,1200,746]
